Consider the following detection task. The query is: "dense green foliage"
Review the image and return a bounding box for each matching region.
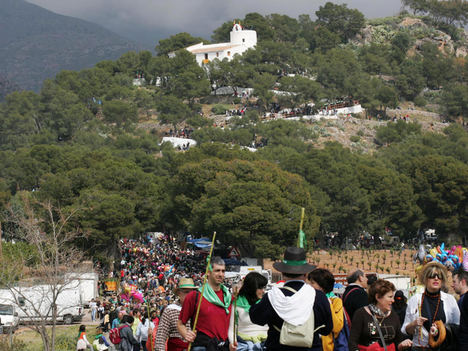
[403,0,468,26]
[0,2,467,259]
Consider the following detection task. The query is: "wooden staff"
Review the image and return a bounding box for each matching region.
[188,231,217,351]
[297,207,305,248]
[299,207,305,231]
[232,285,239,343]
[146,299,154,351]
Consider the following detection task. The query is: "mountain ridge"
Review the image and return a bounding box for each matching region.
[0,0,150,92]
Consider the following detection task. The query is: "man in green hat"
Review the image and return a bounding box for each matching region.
[250,247,332,351]
[155,278,198,351]
[177,257,235,351]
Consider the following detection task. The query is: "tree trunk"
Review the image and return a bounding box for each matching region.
[51,302,57,351]
[111,240,121,273]
[40,329,51,351]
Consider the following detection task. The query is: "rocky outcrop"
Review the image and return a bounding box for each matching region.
[398,17,427,29]
[351,16,467,58]
[456,46,468,57]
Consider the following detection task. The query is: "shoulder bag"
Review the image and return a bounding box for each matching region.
[357,312,395,351]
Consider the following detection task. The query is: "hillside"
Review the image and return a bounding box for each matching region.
[0,73,20,101]
[0,7,467,259]
[0,0,148,92]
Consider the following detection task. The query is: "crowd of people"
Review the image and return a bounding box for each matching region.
[226,107,248,117]
[165,128,195,139]
[83,234,206,350]
[82,237,468,351]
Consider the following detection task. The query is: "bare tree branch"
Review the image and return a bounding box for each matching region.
[0,195,88,351]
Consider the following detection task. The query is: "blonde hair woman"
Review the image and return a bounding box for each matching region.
[402,262,460,350]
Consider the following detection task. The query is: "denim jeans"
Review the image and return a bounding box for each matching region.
[236,338,264,351]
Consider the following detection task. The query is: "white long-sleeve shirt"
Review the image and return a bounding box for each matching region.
[228,306,268,344]
[401,291,460,348]
[135,319,155,342]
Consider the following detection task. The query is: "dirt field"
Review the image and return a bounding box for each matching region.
[264,249,421,284]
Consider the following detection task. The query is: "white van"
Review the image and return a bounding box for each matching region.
[0,284,83,325]
[0,303,19,333]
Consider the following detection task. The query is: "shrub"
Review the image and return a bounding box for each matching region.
[54,334,77,351]
[211,104,232,115]
[375,120,422,144]
[414,95,427,107]
[245,109,259,123]
[186,114,211,128]
[0,338,27,351]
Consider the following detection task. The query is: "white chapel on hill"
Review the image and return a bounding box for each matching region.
[181,23,257,66]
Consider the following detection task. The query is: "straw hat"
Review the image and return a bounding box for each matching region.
[175,277,197,292]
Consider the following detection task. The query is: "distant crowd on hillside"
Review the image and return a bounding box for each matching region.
[165,128,194,139]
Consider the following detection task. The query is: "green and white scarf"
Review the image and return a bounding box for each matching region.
[235,295,251,312]
[199,283,232,314]
[234,294,256,326]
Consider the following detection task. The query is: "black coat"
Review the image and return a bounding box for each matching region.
[342,284,368,321]
[249,281,333,351]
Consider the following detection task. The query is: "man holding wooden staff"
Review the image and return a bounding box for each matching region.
[177,256,236,351]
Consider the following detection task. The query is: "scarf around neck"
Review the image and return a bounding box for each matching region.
[369,303,388,317]
[236,295,252,312]
[199,283,232,314]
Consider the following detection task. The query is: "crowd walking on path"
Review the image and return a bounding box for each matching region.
[82,235,468,351]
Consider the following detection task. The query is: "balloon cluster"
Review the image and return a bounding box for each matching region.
[121,283,144,303]
[414,243,468,272]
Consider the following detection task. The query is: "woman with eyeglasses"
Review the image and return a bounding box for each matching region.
[402,262,460,350]
[228,272,269,351]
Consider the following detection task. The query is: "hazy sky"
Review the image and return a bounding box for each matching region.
[27,0,404,46]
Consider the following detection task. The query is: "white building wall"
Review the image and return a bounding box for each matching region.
[335,105,363,115]
[230,24,257,47]
[184,24,257,66]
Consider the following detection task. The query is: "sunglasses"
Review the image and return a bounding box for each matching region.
[428,273,441,280]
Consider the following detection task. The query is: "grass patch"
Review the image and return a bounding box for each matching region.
[14,324,99,351]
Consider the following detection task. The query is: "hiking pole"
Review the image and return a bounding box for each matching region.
[187,231,216,351]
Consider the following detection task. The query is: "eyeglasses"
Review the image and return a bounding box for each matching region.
[428,273,441,280]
